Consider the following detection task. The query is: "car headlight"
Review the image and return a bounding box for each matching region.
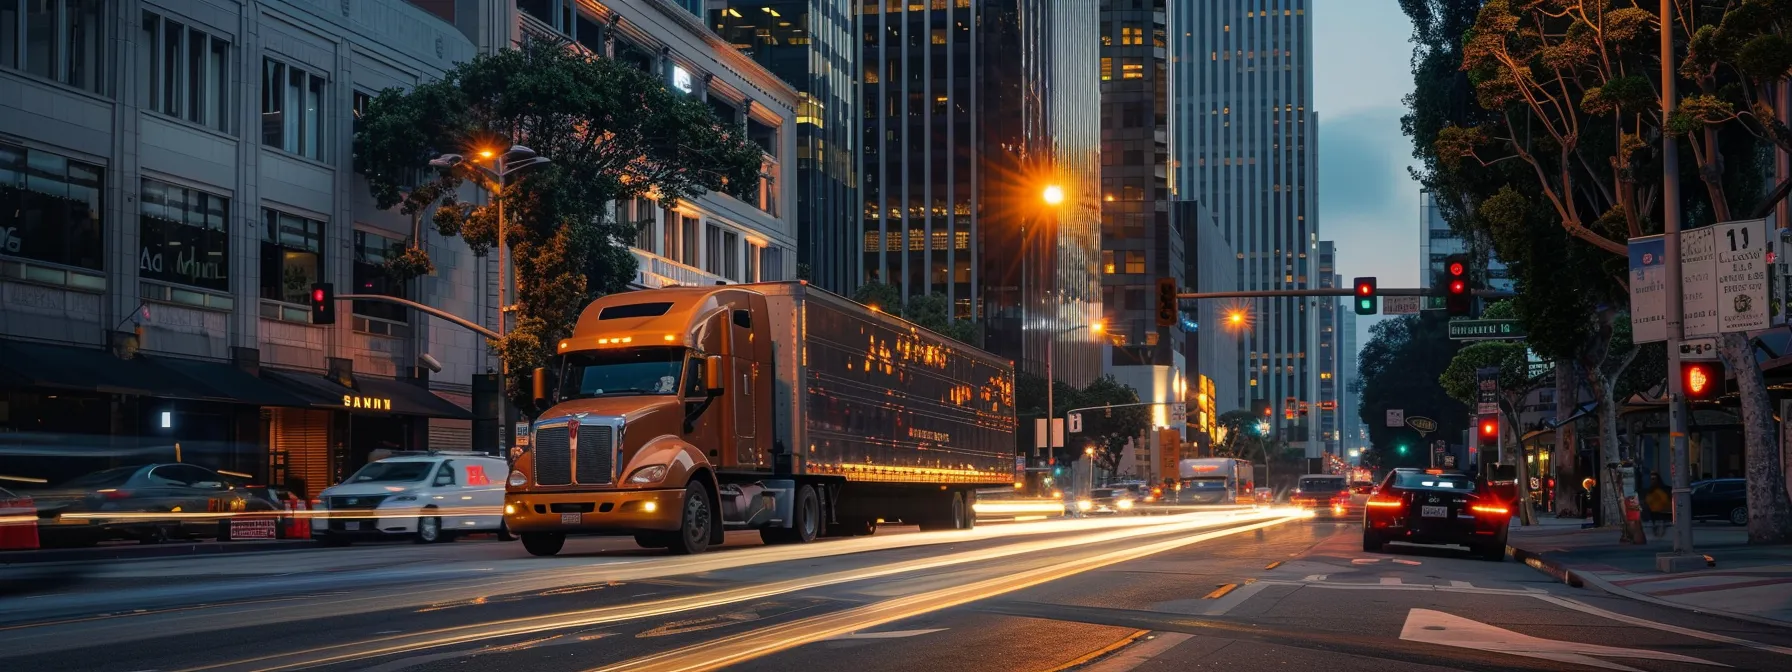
[1117,499,1134,510]
[508,470,528,487]
[1076,499,1093,511]
[627,465,668,484]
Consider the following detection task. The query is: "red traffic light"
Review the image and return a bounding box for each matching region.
[313,288,326,303]
[1682,361,1718,400]
[1449,280,1465,294]
[1449,262,1465,277]
[1480,420,1497,436]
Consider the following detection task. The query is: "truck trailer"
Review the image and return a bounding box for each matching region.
[504,281,1017,556]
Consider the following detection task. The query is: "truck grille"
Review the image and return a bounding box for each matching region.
[575,425,614,485]
[329,495,390,510]
[534,426,572,486]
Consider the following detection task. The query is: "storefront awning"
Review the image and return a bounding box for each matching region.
[262,370,472,419]
[0,339,306,406]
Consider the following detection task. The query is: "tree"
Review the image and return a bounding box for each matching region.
[1071,376,1152,475]
[850,282,978,344]
[1440,302,1550,526]
[1354,312,1470,469]
[1215,409,1262,457]
[1416,0,1792,541]
[354,42,765,410]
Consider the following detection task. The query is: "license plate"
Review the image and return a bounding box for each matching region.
[561,512,581,525]
[344,521,361,531]
[1421,506,1447,518]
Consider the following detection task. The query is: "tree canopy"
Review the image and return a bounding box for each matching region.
[353,42,765,406]
[1354,312,1469,469]
[850,282,979,344]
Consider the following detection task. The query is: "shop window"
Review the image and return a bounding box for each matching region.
[261,208,324,305]
[0,141,104,271]
[142,10,230,132]
[262,58,327,160]
[2,0,109,95]
[139,178,230,293]
[352,230,409,323]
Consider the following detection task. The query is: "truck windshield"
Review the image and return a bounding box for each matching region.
[561,347,687,399]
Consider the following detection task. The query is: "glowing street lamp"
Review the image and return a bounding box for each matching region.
[1042,184,1065,206]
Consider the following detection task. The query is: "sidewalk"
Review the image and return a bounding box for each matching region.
[1507,515,1792,627]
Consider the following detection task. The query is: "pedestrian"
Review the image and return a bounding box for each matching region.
[1644,475,1671,536]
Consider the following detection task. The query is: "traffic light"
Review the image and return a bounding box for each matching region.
[1353,277,1378,315]
[1252,399,1271,418]
[1444,254,1472,316]
[1156,277,1178,328]
[1477,415,1499,449]
[1397,444,1408,455]
[310,282,335,325]
[1682,361,1720,401]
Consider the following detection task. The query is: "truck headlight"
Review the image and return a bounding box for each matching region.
[1076,499,1093,511]
[627,465,668,484]
[508,470,528,487]
[1117,499,1134,510]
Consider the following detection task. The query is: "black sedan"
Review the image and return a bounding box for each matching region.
[31,464,277,545]
[1362,468,1511,561]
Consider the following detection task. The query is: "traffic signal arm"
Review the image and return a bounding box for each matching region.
[1172,287,1515,299]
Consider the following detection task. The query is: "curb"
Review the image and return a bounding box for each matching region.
[0,539,313,565]
[1509,543,1792,629]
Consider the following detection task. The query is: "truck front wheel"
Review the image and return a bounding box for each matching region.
[521,532,565,557]
[667,481,714,555]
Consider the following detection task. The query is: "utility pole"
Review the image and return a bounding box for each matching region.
[1660,0,1701,571]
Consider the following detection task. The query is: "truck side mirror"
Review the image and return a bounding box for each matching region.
[704,355,725,395]
[530,366,556,412]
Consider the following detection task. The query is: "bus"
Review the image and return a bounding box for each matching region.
[1176,458,1255,504]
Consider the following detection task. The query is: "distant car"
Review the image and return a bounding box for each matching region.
[313,452,512,545]
[1350,482,1374,495]
[1291,475,1351,518]
[1689,478,1747,526]
[1070,488,1135,516]
[1362,468,1511,561]
[31,464,278,545]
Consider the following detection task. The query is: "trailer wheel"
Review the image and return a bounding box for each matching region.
[761,485,820,545]
[957,491,976,530]
[919,491,967,531]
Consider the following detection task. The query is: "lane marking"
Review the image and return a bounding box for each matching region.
[1533,594,1792,657]
[1039,630,1150,672]
[1203,584,1239,599]
[1200,581,1273,616]
[589,516,1303,672]
[1448,581,1471,589]
[1081,633,1194,672]
[1301,574,1326,582]
[1379,578,1402,586]
[821,628,946,641]
[1264,561,1282,570]
[1399,608,1728,671]
[173,513,1299,672]
[1391,559,1421,566]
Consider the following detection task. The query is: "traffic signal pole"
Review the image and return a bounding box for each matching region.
[1660,0,1699,570]
[1175,288,1515,300]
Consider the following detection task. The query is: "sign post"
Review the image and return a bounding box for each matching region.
[1447,320,1527,341]
[1382,296,1422,315]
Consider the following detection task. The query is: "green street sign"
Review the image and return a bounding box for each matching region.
[1448,319,1526,341]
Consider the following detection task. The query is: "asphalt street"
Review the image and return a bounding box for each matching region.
[1,506,1787,672]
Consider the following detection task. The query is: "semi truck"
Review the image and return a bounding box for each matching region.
[1176,458,1254,504]
[503,281,1017,556]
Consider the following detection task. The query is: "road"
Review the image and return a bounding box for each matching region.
[0,506,1787,671]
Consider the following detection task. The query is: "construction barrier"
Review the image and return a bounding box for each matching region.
[282,496,310,539]
[0,494,40,550]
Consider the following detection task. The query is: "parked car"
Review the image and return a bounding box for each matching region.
[312,451,512,545]
[1362,468,1511,561]
[1689,478,1748,526]
[31,464,278,545]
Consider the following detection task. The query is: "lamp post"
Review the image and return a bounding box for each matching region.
[430,145,551,453]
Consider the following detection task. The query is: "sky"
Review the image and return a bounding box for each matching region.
[1312,1,1422,356]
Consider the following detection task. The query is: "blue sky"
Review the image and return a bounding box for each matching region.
[1313,1,1420,354]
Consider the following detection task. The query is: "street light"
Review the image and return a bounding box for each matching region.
[1042,184,1064,206]
[431,145,551,453]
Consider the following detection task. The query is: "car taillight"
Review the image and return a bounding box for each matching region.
[1366,495,1404,509]
[96,488,131,500]
[1471,504,1509,516]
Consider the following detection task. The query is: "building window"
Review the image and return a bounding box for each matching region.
[1121,25,1143,45]
[704,223,723,276]
[1,0,109,95]
[260,209,323,305]
[1099,57,1112,81]
[262,58,327,160]
[723,230,740,280]
[1121,59,1143,79]
[681,215,699,266]
[760,246,783,280]
[1124,251,1146,274]
[0,142,104,270]
[353,230,408,322]
[142,11,230,132]
[1102,250,1115,274]
[139,178,229,293]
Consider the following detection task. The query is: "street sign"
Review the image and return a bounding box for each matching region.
[1683,226,1719,337]
[1016,455,1026,472]
[1385,409,1404,428]
[1628,234,1668,342]
[1716,218,1771,332]
[1034,418,1048,449]
[1169,403,1187,427]
[1407,416,1437,436]
[1067,412,1083,434]
[1447,319,1525,340]
[514,421,531,449]
[1679,337,1720,361]
[1383,295,1421,315]
[1475,367,1500,415]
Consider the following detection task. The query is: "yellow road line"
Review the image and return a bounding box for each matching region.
[1040,629,1150,672]
[1203,584,1239,599]
[1264,561,1282,570]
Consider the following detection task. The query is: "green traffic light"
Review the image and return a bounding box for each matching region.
[1398,445,1408,454]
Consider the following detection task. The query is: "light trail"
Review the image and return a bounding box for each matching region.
[593,515,1304,672]
[172,510,1298,672]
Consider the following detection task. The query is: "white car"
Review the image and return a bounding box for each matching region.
[312,452,513,545]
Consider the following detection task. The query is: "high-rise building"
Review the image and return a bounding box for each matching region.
[710,1,861,293]
[859,1,1103,384]
[1171,0,1320,456]
[1339,308,1362,457]
[1316,241,1341,456]
[1420,189,1512,306]
[1179,200,1240,453]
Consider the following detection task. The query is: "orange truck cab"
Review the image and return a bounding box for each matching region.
[504,281,1016,556]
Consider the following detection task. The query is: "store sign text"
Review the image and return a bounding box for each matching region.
[343,395,393,411]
